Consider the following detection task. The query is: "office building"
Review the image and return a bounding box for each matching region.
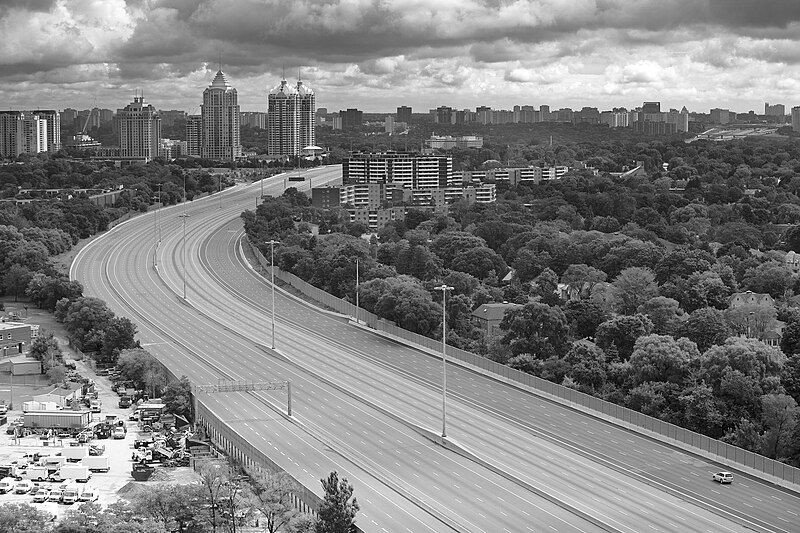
[185,115,201,157]
[296,79,316,150]
[343,152,453,189]
[201,70,242,161]
[397,106,412,123]
[385,116,395,134]
[241,111,268,129]
[793,107,800,133]
[116,96,161,160]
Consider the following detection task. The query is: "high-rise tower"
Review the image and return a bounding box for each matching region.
[268,76,316,157]
[117,96,160,160]
[201,70,241,161]
[268,78,298,157]
[296,78,316,150]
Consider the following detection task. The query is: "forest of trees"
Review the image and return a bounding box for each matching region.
[244,136,800,467]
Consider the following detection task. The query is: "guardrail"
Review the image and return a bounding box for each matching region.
[247,238,800,489]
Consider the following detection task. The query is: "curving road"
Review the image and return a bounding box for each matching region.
[72,167,800,533]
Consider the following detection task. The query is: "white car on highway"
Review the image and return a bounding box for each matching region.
[712,471,733,484]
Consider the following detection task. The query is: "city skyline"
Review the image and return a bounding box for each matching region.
[2,1,800,113]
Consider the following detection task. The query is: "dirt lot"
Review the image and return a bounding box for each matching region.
[0,309,200,518]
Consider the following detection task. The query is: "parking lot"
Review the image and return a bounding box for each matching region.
[0,353,200,519]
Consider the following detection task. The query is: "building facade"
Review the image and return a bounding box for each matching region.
[117,96,161,160]
[185,115,201,157]
[397,106,412,123]
[296,79,315,150]
[201,70,242,161]
[343,152,453,189]
[0,111,50,158]
[793,106,800,133]
[31,110,61,152]
[268,79,298,157]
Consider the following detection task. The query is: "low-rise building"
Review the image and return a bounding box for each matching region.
[471,303,522,336]
[0,322,31,357]
[347,206,405,231]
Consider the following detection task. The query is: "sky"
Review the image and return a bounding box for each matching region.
[2,0,800,114]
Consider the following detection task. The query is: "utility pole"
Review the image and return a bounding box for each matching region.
[435,284,454,438]
[265,240,280,349]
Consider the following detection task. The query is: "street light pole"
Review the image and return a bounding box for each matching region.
[157,183,162,242]
[179,213,190,299]
[355,257,359,324]
[265,240,280,349]
[435,284,454,438]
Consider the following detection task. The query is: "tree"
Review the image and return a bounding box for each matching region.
[611,267,658,315]
[0,503,54,533]
[117,349,166,389]
[724,304,777,339]
[130,484,203,532]
[3,264,33,301]
[500,302,569,359]
[563,299,608,339]
[678,307,732,353]
[564,340,608,392]
[637,296,684,335]
[252,472,306,533]
[560,264,606,296]
[197,460,230,533]
[162,376,193,420]
[29,331,62,366]
[61,297,114,352]
[359,276,442,337]
[741,262,793,299]
[46,364,67,385]
[316,471,359,533]
[595,314,653,361]
[628,335,699,386]
[780,322,800,356]
[699,337,786,389]
[530,268,560,306]
[99,316,137,365]
[449,246,507,280]
[760,394,799,459]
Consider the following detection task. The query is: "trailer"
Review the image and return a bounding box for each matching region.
[60,464,91,483]
[23,411,91,431]
[81,456,110,473]
[61,447,89,462]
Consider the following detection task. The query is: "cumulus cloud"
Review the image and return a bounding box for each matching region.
[2,0,800,111]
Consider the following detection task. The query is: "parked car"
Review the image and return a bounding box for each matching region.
[32,488,51,503]
[712,471,733,484]
[112,427,126,439]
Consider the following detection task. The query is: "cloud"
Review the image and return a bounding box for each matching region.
[3,0,800,112]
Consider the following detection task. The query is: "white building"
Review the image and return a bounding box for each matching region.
[201,70,242,161]
[0,111,49,158]
[268,79,298,157]
[296,79,316,152]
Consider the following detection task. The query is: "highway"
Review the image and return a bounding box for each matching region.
[72,167,800,532]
